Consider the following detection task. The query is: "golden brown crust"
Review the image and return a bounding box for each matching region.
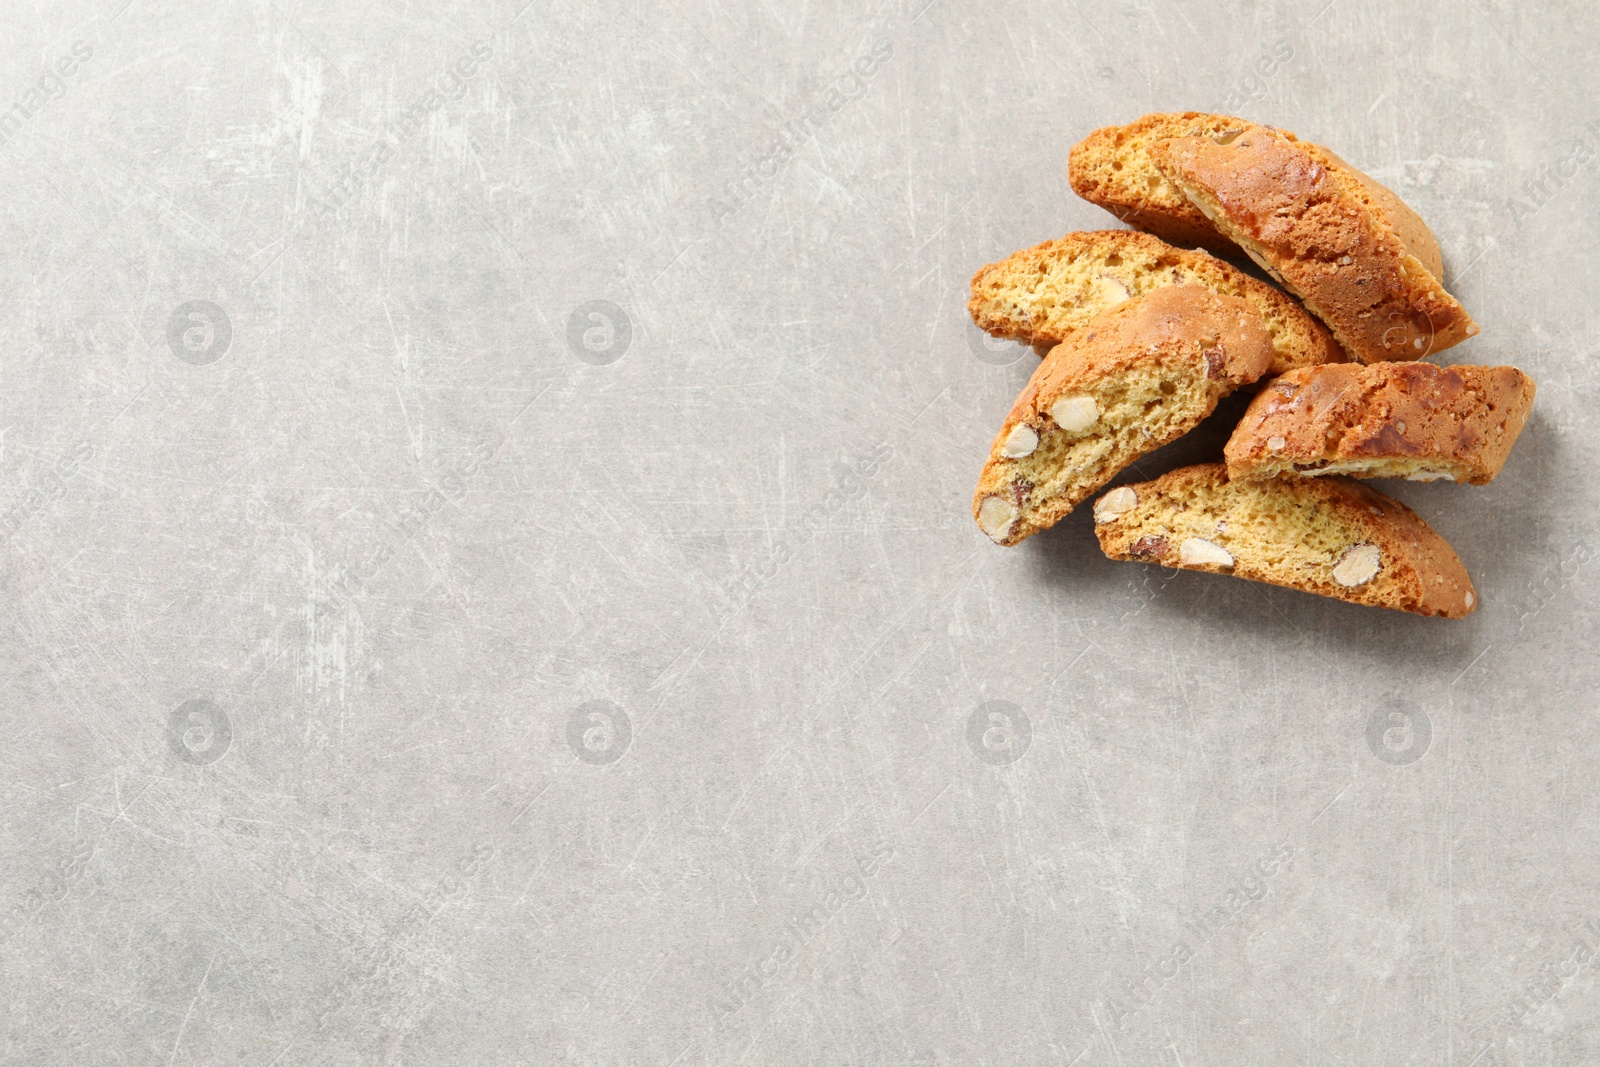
[1310,147,1444,279]
[1020,286,1274,416]
[967,229,1346,376]
[1226,362,1537,485]
[1068,112,1253,258]
[1093,463,1477,618]
[1069,113,1447,277]
[972,286,1274,546]
[1148,124,1478,363]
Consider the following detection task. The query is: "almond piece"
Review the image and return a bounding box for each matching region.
[977,496,1019,543]
[1179,537,1234,568]
[1332,543,1382,587]
[1000,423,1039,458]
[1050,395,1099,433]
[1094,486,1138,523]
[1096,274,1131,306]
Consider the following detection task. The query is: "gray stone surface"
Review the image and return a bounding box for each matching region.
[1,0,1597,1063]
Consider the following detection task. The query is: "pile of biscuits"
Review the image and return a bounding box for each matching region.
[968,112,1535,618]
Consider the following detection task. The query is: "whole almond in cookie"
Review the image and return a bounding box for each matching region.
[1093,462,1477,618]
[973,285,1274,546]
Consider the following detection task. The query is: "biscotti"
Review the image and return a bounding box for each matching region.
[1093,463,1476,618]
[968,229,1345,375]
[1225,362,1536,485]
[973,286,1274,546]
[1148,123,1478,363]
[1070,112,1447,278]
[1069,112,1259,257]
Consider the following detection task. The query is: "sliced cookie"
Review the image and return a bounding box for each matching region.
[1068,113,1446,275]
[968,229,1345,375]
[1069,112,1445,275]
[1093,463,1476,618]
[1147,123,1477,363]
[1226,361,1536,485]
[973,285,1274,546]
[1068,112,1260,257]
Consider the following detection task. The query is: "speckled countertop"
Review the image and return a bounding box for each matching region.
[2,1,1598,1063]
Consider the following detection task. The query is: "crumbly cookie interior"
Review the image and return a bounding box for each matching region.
[1073,113,1244,212]
[1240,455,1469,483]
[1106,476,1376,585]
[974,240,1309,364]
[982,364,1219,540]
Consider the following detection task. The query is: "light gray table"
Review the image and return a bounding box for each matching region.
[2,1,1597,1063]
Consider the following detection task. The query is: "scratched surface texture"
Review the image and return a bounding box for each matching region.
[1,0,1597,1063]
